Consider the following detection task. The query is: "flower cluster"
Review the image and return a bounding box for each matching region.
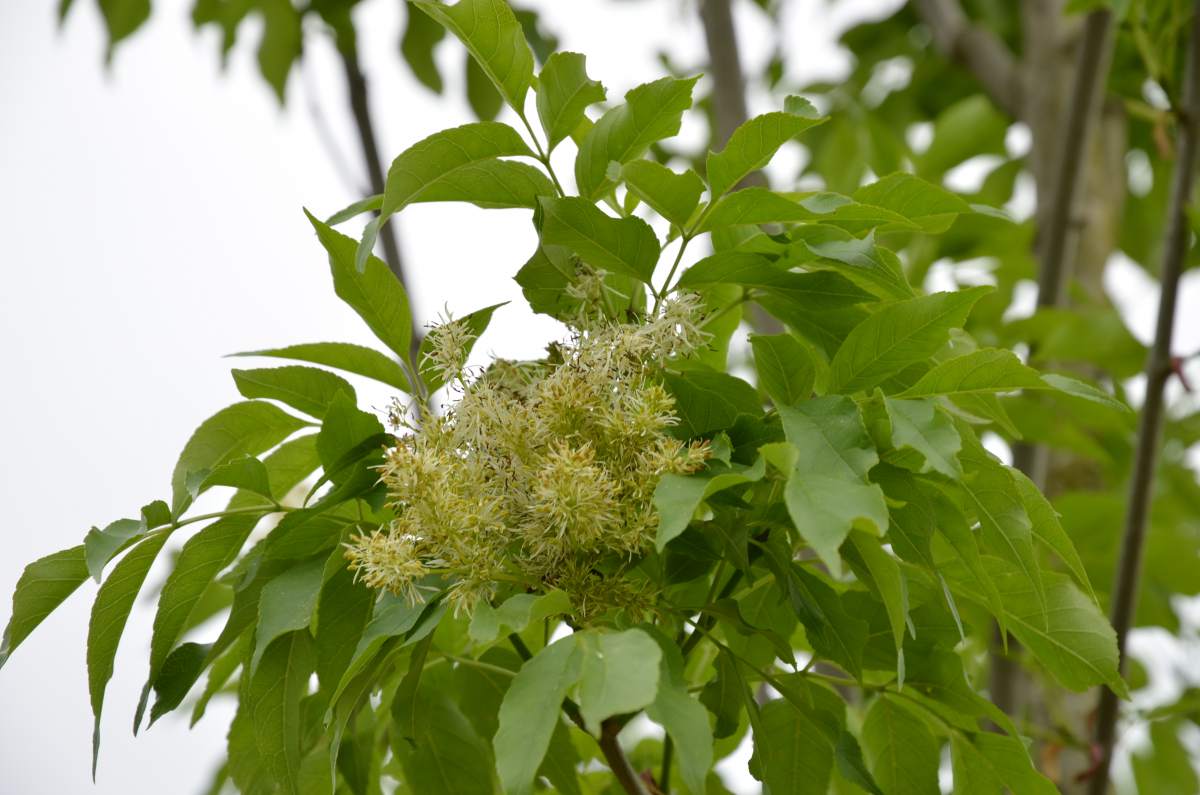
[346,296,712,618]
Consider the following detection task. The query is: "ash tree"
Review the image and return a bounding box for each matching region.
[10,0,1200,793]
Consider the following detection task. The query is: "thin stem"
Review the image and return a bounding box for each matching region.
[517,113,565,197]
[443,654,516,679]
[653,234,693,311]
[659,734,674,792]
[1089,6,1200,793]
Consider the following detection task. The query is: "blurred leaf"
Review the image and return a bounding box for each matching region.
[400,2,446,92]
[465,52,504,120]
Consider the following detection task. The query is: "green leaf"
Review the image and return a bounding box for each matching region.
[778,397,888,573]
[752,698,836,794]
[316,392,385,492]
[307,212,414,361]
[783,474,888,577]
[662,369,761,438]
[231,342,412,393]
[828,288,990,394]
[411,0,534,113]
[679,251,874,309]
[779,396,878,480]
[976,564,1125,695]
[467,590,571,644]
[536,51,606,151]
[954,429,1045,622]
[331,595,432,703]
[232,366,355,420]
[170,401,307,515]
[653,457,766,550]
[750,333,816,406]
[0,545,88,670]
[883,397,963,478]
[398,684,497,794]
[97,0,150,57]
[256,0,301,103]
[1012,469,1097,602]
[148,641,211,726]
[86,532,169,773]
[245,631,315,795]
[697,188,812,231]
[313,557,374,693]
[619,160,705,228]
[538,196,661,283]
[138,512,265,731]
[1040,373,1131,413]
[400,3,446,92]
[418,302,506,392]
[798,228,915,300]
[382,122,543,217]
[186,455,273,502]
[854,172,972,234]
[575,76,699,200]
[706,101,825,199]
[494,635,583,795]
[644,629,712,795]
[576,628,662,732]
[84,518,145,582]
[861,696,940,795]
[951,732,1058,795]
[848,532,909,660]
[232,434,320,511]
[898,348,1044,398]
[250,556,325,674]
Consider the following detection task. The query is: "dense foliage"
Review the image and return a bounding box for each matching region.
[12,0,1200,793]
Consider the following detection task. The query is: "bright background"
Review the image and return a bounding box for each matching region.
[2,0,1199,792]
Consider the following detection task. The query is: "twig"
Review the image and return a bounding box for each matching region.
[1088,6,1200,793]
[915,0,1024,118]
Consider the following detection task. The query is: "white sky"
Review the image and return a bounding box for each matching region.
[1,0,1197,793]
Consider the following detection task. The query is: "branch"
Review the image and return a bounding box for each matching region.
[1032,9,1116,312]
[915,0,1024,118]
[337,45,422,363]
[1088,6,1200,793]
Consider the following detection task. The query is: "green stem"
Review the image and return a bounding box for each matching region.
[653,233,693,310]
[517,113,566,197]
[443,654,516,678]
